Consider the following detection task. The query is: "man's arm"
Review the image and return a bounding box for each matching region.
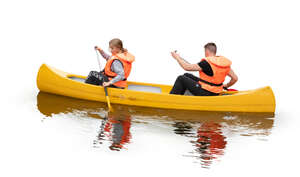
[171,51,202,71]
[224,69,238,88]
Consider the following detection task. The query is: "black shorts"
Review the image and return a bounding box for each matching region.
[85,71,108,86]
[85,71,122,89]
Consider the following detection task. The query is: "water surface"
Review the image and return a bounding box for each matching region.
[37,92,274,168]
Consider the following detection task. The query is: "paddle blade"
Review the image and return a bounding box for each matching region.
[227,88,238,91]
[106,96,113,112]
[104,87,113,112]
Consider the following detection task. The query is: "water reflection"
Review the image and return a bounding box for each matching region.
[174,122,226,168]
[37,92,275,168]
[94,112,132,151]
[195,122,226,168]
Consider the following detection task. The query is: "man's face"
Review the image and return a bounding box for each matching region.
[205,49,210,57]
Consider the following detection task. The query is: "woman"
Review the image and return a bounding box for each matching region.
[85,38,135,89]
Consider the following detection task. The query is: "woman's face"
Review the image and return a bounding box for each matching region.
[109,45,121,55]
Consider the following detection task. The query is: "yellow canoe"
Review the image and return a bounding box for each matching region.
[36,64,276,113]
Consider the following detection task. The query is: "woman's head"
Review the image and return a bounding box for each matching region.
[109,38,127,54]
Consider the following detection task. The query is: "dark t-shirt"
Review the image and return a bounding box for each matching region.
[197,60,213,76]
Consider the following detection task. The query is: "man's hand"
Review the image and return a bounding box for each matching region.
[170,50,202,71]
[103,82,111,87]
[171,51,180,60]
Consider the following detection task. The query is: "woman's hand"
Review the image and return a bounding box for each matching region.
[95,46,103,52]
[171,50,180,60]
[103,82,111,87]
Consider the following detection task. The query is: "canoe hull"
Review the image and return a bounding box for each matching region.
[37,64,276,113]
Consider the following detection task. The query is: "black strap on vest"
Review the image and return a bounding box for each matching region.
[106,75,127,81]
[198,78,223,87]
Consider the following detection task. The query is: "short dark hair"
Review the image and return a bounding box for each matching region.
[204,43,217,54]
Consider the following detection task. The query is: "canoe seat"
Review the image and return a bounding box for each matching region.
[184,90,194,96]
[69,76,85,83]
[69,76,162,93]
[127,84,162,93]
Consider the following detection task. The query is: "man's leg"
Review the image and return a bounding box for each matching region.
[183,73,219,96]
[170,75,187,95]
[183,73,201,82]
[170,74,219,96]
[170,75,200,95]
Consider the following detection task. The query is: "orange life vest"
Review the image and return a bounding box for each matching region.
[198,56,231,93]
[104,52,135,88]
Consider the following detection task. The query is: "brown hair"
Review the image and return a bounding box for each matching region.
[204,42,217,54]
[109,38,127,53]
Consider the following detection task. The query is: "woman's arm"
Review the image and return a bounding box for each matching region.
[171,51,202,71]
[96,47,110,60]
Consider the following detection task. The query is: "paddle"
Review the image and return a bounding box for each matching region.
[223,87,238,92]
[95,47,113,112]
[221,87,238,95]
[104,87,113,112]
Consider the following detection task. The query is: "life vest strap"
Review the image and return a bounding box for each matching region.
[106,75,127,81]
[198,78,223,87]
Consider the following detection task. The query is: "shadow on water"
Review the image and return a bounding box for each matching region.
[37,91,275,168]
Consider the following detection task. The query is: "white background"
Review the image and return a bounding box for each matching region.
[0,0,300,176]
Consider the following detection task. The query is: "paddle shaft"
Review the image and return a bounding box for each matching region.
[95,48,113,112]
[95,48,102,70]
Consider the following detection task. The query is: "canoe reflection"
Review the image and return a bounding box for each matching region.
[37,91,275,166]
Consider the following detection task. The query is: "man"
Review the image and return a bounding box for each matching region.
[170,43,238,96]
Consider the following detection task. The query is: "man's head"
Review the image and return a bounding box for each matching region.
[204,43,217,57]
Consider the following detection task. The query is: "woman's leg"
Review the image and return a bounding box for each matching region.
[85,71,102,85]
